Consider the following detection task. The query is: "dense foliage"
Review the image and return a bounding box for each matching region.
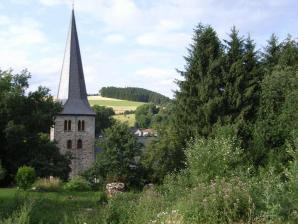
[92,105,115,137]
[0,161,6,181]
[0,70,71,185]
[15,166,36,190]
[63,176,91,192]
[85,122,143,188]
[143,24,298,182]
[100,86,170,104]
[135,103,159,128]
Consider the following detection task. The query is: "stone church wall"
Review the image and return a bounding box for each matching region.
[53,115,95,177]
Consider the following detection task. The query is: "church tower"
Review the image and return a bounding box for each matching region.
[51,9,96,177]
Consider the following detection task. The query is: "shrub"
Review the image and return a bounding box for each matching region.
[15,166,36,190]
[175,176,254,224]
[185,137,243,182]
[285,137,298,221]
[82,168,106,190]
[64,176,91,192]
[33,177,62,192]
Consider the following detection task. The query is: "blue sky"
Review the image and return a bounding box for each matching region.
[0,0,297,97]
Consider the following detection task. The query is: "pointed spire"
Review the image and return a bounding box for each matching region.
[57,9,95,115]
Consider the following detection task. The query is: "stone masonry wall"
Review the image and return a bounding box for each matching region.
[53,115,95,177]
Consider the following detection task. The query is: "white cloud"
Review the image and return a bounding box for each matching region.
[136,31,190,49]
[0,16,11,26]
[39,0,69,6]
[0,17,46,48]
[103,34,125,44]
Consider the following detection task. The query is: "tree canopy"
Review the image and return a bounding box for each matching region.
[92,105,115,137]
[99,87,170,105]
[0,70,71,184]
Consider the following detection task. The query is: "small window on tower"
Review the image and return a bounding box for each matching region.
[64,120,67,131]
[68,120,71,131]
[67,140,72,149]
[82,120,85,131]
[78,120,81,131]
[77,139,82,149]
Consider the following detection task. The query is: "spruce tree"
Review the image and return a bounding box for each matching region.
[224,31,261,123]
[262,34,280,71]
[278,36,298,68]
[174,24,224,141]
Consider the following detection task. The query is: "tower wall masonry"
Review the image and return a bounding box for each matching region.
[53,115,95,177]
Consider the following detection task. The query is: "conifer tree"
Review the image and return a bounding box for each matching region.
[223,30,260,125]
[278,36,298,68]
[224,26,245,67]
[174,24,224,140]
[262,34,280,71]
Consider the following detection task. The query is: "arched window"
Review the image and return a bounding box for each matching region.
[77,139,82,149]
[67,140,72,149]
[64,120,67,131]
[78,120,81,131]
[82,120,85,131]
[68,120,71,131]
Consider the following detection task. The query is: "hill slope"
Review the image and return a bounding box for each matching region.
[99,87,170,104]
[88,96,145,114]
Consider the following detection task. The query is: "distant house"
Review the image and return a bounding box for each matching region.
[134,128,157,137]
[134,129,143,137]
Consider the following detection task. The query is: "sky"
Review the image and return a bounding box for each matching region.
[0,0,297,98]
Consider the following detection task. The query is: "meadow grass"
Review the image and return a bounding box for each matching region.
[0,188,105,224]
[88,96,145,114]
[113,114,136,127]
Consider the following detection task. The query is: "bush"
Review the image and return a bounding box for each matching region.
[33,177,62,192]
[64,176,91,192]
[185,137,243,182]
[92,122,143,189]
[175,176,254,224]
[15,166,36,190]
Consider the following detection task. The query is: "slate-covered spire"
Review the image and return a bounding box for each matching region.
[57,9,95,115]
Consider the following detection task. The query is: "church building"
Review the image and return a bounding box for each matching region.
[51,9,96,177]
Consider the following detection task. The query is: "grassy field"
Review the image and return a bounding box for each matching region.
[88,96,145,114]
[0,188,105,224]
[113,114,136,127]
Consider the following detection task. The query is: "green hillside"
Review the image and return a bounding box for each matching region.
[99,87,170,104]
[88,95,145,114]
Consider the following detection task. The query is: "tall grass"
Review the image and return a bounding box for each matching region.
[0,201,33,224]
[33,177,62,192]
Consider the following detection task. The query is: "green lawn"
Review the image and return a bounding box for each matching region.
[89,100,144,107]
[0,188,105,224]
[88,96,145,114]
